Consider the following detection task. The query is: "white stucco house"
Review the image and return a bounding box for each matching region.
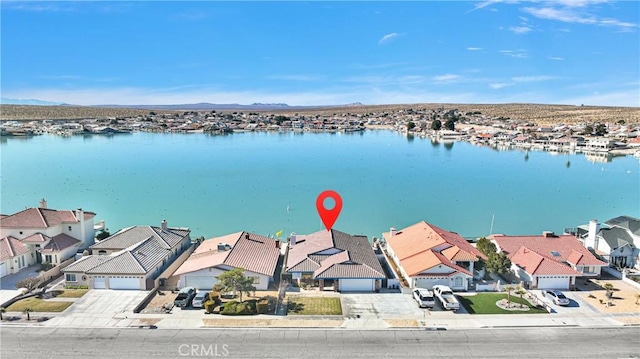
[62,220,191,290]
[577,216,640,270]
[382,221,486,291]
[0,199,96,278]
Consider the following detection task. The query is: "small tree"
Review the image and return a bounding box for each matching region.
[23,308,32,321]
[406,121,416,131]
[96,230,111,241]
[603,283,615,299]
[515,287,527,308]
[476,237,497,258]
[16,276,41,292]
[503,285,514,307]
[444,119,455,131]
[0,307,5,321]
[431,119,442,131]
[635,293,639,305]
[215,268,256,303]
[486,252,511,275]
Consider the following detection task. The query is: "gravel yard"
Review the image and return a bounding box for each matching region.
[578,279,640,313]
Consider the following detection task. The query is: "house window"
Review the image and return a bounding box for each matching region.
[249,276,260,284]
[454,276,463,287]
[45,255,53,263]
[66,274,77,282]
[98,250,107,255]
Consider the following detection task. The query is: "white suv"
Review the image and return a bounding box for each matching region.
[413,288,435,308]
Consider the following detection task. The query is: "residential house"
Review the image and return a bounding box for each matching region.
[286,229,385,292]
[173,231,280,291]
[382,221,485,291]
[0,199,96,278]
[491,231,608,290]
[578,216,640,270]
[62,220,190,290]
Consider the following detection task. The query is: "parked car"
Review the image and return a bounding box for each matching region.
[192,291,210,308]
[413,288,435,308]
[174,287,196,307]
[432,285,460,311]
[545,290,570,306]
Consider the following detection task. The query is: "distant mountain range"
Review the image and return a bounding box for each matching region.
[0,97,70,106]
[0,98,366,110]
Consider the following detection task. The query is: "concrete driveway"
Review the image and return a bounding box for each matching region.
[341,293,429,319]
[1,265,41,289]
[43,289,150,328]
[532,289,598,314]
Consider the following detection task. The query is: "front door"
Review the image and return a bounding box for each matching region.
[36,251,42,263]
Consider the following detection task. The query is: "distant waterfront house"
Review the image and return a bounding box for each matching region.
[0,199,96,278]
[382,221,485,291]
[173,231,280,291]
[577,216,640,270]
[285,229,385,292]
[62,220,191,290]
[491,232,608,290]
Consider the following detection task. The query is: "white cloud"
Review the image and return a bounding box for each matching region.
[378,32,403,44]
[548,56,564,60]
[522,6,638,31]
[466,47,483,51]
[432,74,461,82]
[509,26,533,34]
[489,83,512,89]
[499,49,529,58]
[511,75,556,82]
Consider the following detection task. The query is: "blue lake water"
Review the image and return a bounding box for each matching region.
[1,131,638,240]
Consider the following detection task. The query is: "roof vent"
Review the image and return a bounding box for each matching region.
[542,231,555,238]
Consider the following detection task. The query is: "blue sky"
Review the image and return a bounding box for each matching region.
[1,1,639,106]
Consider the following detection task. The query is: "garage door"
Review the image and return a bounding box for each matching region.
[185,276,217,290]
[109,276,141,290]
[0,262,7,278]
[414,278,448,289]
[93,276,106,289]
[537,276,570,289]
[340,279,373,292]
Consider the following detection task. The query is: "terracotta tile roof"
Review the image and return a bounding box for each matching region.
[0,236,31,261]
[91,225,190,251]
[286,229,385,280]
[40,233,81,253]
[21,233,50,243]
[0,207,95,228]
[382,221,484,278]
[510,246,582,276]
[491,233,607,268]
[402,249,472,277]
[174,231,280,277]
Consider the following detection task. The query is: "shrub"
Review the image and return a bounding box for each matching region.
[64,285,89,289]
[256,299,269,314]
[16,276,41,291]
[209,291,220,304]
[221,300,257,315]
[204,300,216,314]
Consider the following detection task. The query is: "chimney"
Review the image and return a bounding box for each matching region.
[161,219,167,231]
[290,233,297,246]
[588,220,600,247]
[39,198,47,209]
[77,208,86,244]
[245,233,250,240]
[390,227,397,237]
[217,243,226,252]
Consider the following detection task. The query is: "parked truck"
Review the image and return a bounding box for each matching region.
[173,287,196,307]
[432,285,459,311]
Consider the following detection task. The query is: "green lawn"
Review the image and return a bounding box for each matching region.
[287,297,342,315]
[458,293,548,314]
[50,289,89,298]
[6,297,73,312]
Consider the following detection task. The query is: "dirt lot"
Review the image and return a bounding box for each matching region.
[140,291,178,314]
[577,278,640,313]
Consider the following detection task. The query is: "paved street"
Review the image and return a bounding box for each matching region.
[1,326,639,358]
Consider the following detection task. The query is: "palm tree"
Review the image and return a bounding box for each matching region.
[23,308,32,321]
[0,307,5,321]
[503,285,514,307]
[515,287,527,308]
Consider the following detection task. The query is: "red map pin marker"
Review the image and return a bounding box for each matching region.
[316,190,343,231]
